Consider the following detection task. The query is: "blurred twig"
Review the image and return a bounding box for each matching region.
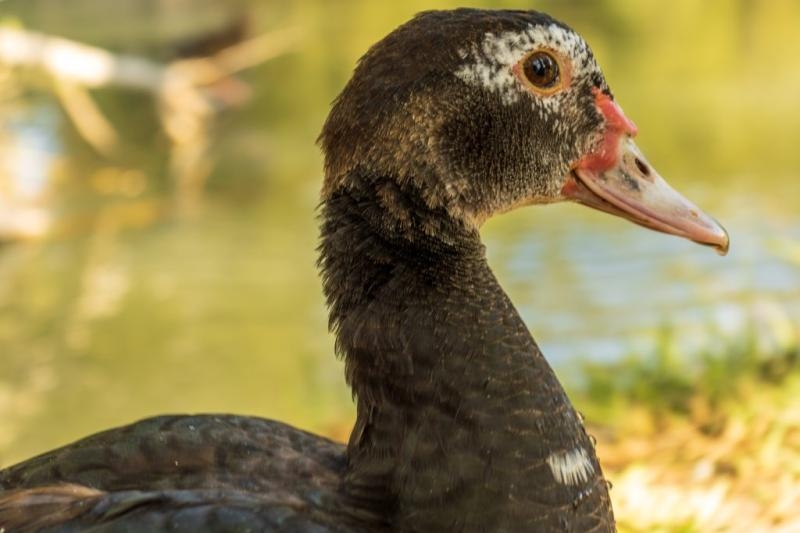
[53,80,119,157]
[0,25,300,106]
[0,24,300,211]
[0,27,164,90]
[171,26,301,87]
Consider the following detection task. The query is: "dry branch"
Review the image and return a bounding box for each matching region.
[0,24,299,211]
[0,27,163,90]
[0,25,299,101]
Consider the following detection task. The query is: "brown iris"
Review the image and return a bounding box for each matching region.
[522,51,560,89]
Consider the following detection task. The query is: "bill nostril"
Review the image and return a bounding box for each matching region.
[634,157,650,177]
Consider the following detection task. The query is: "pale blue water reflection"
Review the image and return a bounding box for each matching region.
[485,204,800,366]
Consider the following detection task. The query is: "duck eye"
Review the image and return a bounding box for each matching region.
[522,51,560,90]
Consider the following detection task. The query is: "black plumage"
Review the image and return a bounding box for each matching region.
[0,8,729,532]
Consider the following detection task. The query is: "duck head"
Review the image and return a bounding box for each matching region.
[321,9,729,254]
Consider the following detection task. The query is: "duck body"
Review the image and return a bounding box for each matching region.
[317,179,612,532]
[0,8,728,532]
[0,219,608,531]
[0,415,356,531]
[2,189,610,531]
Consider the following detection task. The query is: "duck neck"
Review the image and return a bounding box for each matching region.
[319,175,613,531]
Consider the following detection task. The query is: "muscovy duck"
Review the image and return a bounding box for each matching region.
[0,9,728,532]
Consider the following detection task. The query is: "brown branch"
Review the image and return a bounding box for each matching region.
[0,25,301,107]
[53,80,119,156]
[0,24,299,213]
[0,27,163,90]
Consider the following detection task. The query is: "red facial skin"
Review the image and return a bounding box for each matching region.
[562,89,640,198]
[579,88,638,173]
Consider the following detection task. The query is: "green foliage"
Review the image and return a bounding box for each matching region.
[577,321,800,427]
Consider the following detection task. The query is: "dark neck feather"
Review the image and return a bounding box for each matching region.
[319,172,614,531]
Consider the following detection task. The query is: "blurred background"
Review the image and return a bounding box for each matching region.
[0,0,798,530]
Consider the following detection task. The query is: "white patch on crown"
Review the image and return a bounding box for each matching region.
[455,23,596,107]
[546,447,595,486]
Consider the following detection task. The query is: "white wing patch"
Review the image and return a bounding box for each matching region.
[454,23,596,106]
[546,447,595,486]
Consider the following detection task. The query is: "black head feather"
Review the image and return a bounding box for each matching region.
[320,8,609,226]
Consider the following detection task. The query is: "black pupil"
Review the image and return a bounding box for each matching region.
[525,53,558,88]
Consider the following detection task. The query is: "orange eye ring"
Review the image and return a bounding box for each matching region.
[513,49,571,96]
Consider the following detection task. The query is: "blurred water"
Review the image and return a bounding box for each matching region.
[485,201,800,365]
[0,103,59,238]
[1,97,798,469]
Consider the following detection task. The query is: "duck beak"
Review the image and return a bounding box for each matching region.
[562,89,729,255]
